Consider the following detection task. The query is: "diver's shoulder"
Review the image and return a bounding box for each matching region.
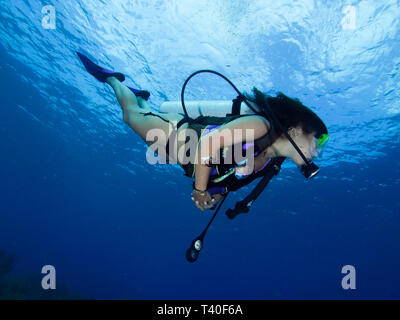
[243,114,271,130]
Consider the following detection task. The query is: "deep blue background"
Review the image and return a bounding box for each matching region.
[0,0,399,299]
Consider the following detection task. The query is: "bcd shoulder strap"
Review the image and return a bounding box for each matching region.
[226,95,245,116]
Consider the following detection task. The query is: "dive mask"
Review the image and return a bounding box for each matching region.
[300,133,329,179]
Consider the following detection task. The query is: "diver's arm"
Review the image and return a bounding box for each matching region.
[192,116,269,210]
[194,115,269,189]
[194,131,216,191]
[192,130,231,211]
[194,164,211,191]
[192,137,214,211]
[192,164,214,211]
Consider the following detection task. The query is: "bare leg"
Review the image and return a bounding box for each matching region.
[106,76,142,122]
[105,76,184,160]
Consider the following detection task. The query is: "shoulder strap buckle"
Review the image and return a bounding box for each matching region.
[226,95,245,116]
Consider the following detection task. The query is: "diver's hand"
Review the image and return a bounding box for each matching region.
[191,189,216,211]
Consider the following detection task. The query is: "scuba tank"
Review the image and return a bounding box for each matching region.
[160,100,255,118]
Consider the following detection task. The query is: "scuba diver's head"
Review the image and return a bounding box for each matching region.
[248,88,329,179]
[285,127,321,164]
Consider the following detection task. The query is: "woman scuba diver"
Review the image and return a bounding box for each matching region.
[77,52,329,213]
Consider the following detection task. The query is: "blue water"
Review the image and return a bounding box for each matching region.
[0,0,399,299]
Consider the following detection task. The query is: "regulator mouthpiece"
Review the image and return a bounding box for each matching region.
[301,162,320,179]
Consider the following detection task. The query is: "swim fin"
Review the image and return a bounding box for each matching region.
[76,51,125,83]
[77,51,151,101]
[127,87,150,101]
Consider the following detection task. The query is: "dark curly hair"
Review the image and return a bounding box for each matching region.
[246,87,328,138]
